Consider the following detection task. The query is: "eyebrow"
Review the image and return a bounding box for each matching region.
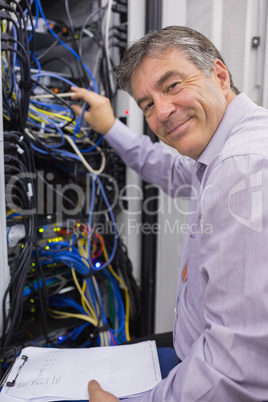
[156,70,185,88]
[136,70,186,108]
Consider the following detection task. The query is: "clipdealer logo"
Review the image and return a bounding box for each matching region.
[228,170,263,232]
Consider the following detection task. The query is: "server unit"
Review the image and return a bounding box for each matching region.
[0,0,146,377]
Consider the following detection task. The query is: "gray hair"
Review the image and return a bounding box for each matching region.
[116,25,239,96]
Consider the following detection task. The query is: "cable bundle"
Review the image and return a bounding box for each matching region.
[2,131,37,348]
[1,0,140,372]
[1,0,32,131]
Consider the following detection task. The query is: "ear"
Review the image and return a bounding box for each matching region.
[213,59,231,93]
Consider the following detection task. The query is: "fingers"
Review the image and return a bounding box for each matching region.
[70,86,116,135]
[70,104,83,117]
[88,380,119,401]
[70,86,103,105]
[88,379,101,395]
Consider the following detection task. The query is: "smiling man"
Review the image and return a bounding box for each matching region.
[71,26,268,402]
[131,48,235,160]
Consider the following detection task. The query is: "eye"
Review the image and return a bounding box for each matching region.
[167,82,180,92]
[144,102,154,113]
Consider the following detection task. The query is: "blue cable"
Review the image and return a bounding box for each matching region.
[31,146,83,162]
[34,0,98,93]
[50,295,88,315]
[56,323,90,346]
[32,55,42,74]
[80,134,103,153]
[25,1,39,43]
[31,72,77,88]
[27,116,56,133]
[30,99,72,113]
[30,143,50,155]
[33,0,102,153]
[88,174,118,271]
[38,240,119,346]
[103,270,126,342]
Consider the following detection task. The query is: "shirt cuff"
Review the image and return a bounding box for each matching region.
[104,118,141,156]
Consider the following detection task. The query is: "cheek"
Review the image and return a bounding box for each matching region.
[146,117,159,134]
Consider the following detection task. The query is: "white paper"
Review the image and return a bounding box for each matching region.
[0,341,161,401]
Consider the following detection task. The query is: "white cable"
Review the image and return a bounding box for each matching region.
[30,92,74,99]
[64,135,106,175]
[25,128,106,176]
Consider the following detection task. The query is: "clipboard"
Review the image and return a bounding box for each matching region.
[0,341,162,401]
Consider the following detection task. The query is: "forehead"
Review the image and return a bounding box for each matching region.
[131,49,199,97]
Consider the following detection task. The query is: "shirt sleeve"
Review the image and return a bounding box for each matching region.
[105,119,195,197]
[129,154,268,402]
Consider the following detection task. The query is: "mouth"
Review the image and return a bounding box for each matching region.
[166,117,192,136]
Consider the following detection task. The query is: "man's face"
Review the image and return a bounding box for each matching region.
[131,49,234,160]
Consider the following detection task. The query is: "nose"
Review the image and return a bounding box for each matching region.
[154,98,176,122]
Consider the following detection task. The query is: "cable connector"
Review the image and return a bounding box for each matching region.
[0,42,8,51]
[0,9,10,19]
[0,1,15,11]
[4,142,17,152]
[111,24,127,33]
[110,39,127,50]
[114,0,127,5]
[0,32,10,41]
[112,31,127,41]
[112,3,127,14]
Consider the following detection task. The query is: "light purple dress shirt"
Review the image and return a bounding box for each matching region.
[105,93,268,401]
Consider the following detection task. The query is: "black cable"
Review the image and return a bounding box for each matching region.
[37,36,61,61]
[41,57,76,79]
[78,5,107,87]
[34,245,55,346]
[64,0,87,87]
[30,79,76,129]
[2,44,31,130]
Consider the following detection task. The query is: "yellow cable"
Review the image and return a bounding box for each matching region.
[3,114,10,121]
[6,209,20,217]
[30,104,74,124]
[49,309,97,325]
[101,237,131,341]
[71,268,97,321]
[28,112,47,124]
[92,276,102,317]
[104,330,108,346]
[81,280,94,316]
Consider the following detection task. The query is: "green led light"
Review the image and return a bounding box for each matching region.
[39,228,44,233]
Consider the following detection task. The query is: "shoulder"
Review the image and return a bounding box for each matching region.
[202,103,268,188]
[222,103,268,160]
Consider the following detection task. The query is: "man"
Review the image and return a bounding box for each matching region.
[71,26,268,401]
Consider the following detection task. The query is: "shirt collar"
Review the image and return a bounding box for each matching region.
[195,93,257,180]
